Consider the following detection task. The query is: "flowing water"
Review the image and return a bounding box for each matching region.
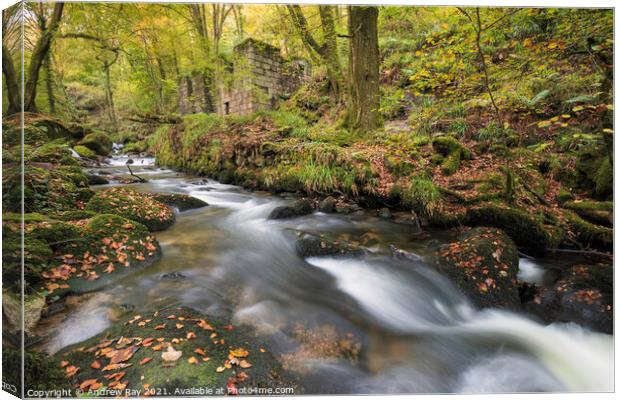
[41,154,613,394]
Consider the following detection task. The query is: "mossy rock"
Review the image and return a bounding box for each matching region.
[575,147,612,199]
[3,165,93,214]
[29,142,79,166]
[55,307,287,396]
[432,136,461,156]
[434,227,520,309]
[74,145,97,159]
[563,200,613,227]
[564,211,612,251]
[295,232,363,258]
[525,264,612,334]
[3,349,72,396]
[594,156,612,199]
[38,214,161,297]
[87,174,110,185]
[51,210,98,222]
[146,193,208,212]
[465,204,564,254]
[79,131,113,156]
[440,151,461,175]
[86,188,175,231]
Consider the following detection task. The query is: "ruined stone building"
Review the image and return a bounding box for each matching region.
[177,38,310,116]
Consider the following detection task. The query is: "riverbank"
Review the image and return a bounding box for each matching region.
[147,110,612,256]
[2,113,614,394]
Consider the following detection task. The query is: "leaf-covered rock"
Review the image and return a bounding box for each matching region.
[434,227,520,309]
[86,188,175,231]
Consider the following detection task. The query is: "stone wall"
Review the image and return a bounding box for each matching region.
[215,38,310,116]
[178,72,215,114]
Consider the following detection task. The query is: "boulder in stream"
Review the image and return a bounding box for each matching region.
[434,227,520,309]
[524,263,613,334]
[86,187,175,231]
[54,307,288,396]
[146,193,208,212]
[268,199,313,220]
[296,232,363,258]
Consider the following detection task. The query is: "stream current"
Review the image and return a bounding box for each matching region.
[40,154,613,394]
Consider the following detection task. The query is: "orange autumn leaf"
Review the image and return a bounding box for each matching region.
[91,360,101,369]
[239,360,252,368]
[194,348,206,356]
[60,360,69,368]
[139,357,153,366]
[188,356,199,365]
[186,332,196,339]
[154,324,166,330]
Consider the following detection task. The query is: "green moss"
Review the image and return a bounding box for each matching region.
[432,136,461,156]
[465,204,564,253]
[594,156,612,199]
[3,349,72,395]
[441,152,461,175]
[565,211,612,250]
[86,188,175,231]
[29,142,78,166]
[55,307,286,395]
[51,210,98,221]
[556,188,575,204]
[74,145,97,159]
[79,131,113,156]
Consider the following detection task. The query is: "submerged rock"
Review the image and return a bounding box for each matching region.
[86,174,109,185]
[268,199,313,220]
[160,271,186,280]
[86,187,175,231]
[525,263,613,334]
[146,193,208,212]
[434,227,520,309]
[55,307,288,395]
[296,233,363,258]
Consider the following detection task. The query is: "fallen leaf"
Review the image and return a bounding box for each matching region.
[91,360,101,369]
[216,366,226,373]
[161,346,182,363]
[188,357,198,365]
[65,365,79,377]
[239,360,252,368]
[102,363,132,371]
[60,360,69,368]
[139,357,153,366]
[142,338,154,347]
[154,324,166,330]
[176,323,184,329]
[104,372,126,381]
[186,332,196,339]
[194,348,206,356]
[230,348,249,358]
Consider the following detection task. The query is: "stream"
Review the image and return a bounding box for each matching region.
[39,154,613,394]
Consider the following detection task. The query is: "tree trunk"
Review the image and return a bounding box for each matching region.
[44,52,55,113]
[23,2,64,112]
[319,6,342,101]
[347,6,381,133]
[2,43,21,115]
[104,64,117,127]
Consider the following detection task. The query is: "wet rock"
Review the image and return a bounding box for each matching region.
[42,302,66,318]
[147,193,208,212]
[296,233,363,258]
[319,196,337,213]
[78,131,112,156]
[86,174,109,185]
[160,271,186,280]
[525,264,612,334]
[378,208,392,219]
[268,199,313,220]
[55,306,287,394]
[389,245,422,262]
[434,227,520,309]
[86,187,175,231]
[2,291,45,334]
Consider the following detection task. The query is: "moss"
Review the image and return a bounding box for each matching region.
[432,135,461,156]
[384,155,416,177]
[3,349,72,396]
[3,165,92,214]
[594,156,612,199]
[74,145,97,159]
[556,188,575,204]
[51,210,98,221]
[430,153,444,166]
[29,142,78,166]
[441,151,461,175]
[86,188,175,231]
[465,204,564,253]
[79,131,113,156]
[55,307,287,395]
[565,211,613,250]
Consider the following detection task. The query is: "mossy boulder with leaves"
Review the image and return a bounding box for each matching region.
[434,227,520,309]
[296,232,363,258]
[35,214,161,297]
[86,188,175,231]
[525,263,613,334]
[3,348,72,396]
[432,136,471,176]
[55,307,288,396]
[3,165,94,214]
[74,145,97,159]
[563,200,612,227]
[79,131,113,156]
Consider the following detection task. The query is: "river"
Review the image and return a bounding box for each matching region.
[39,154,613,394]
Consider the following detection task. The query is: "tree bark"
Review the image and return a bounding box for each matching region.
[44,52,55,113]
[23,2,64,112]
[318,6,342,101]
[2,43,21,115]
[347,6,381,133]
